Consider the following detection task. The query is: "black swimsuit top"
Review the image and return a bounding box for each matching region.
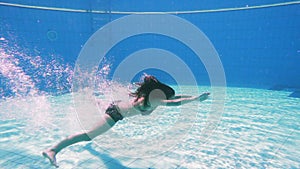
[135,103,153,116]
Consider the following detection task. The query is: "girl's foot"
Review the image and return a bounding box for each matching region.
[42,149,59,168]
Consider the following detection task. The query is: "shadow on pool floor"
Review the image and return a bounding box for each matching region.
[268,85,300,98]
[0,145,157,169]
[82,143,135,169]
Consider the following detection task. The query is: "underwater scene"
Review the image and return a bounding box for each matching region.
[0,1,299,168]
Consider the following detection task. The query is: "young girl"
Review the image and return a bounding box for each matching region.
[43,75,210,167]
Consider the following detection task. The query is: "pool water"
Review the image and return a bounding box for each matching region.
[0,86,299,169]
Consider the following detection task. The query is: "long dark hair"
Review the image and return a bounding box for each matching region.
[130,75,175,106]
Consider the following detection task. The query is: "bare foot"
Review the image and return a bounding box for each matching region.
[199,92,210,101]
[42,149,59,168]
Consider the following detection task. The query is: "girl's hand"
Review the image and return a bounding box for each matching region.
[198,92,210,101]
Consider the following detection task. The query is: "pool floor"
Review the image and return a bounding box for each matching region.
[0,86,299,168]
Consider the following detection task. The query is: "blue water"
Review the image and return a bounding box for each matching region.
[1,1,300,168]
[0,86,299,168]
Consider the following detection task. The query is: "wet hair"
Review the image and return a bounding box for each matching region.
[130,75,175,106]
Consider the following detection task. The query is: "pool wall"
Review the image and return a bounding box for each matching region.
[1,0,299,89]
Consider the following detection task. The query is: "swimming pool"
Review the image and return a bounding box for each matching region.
[0,86,299,168]
[1,1,300,169]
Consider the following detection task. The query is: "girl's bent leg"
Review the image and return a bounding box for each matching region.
[43,114,115,167]
[50,133,92,154]
[42,132,91,168]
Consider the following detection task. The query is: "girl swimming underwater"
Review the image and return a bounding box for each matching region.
[43,75,210,167]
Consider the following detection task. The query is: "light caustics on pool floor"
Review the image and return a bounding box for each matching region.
[0,86,299,169]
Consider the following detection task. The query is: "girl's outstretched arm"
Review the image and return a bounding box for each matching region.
[162,92,210,106]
